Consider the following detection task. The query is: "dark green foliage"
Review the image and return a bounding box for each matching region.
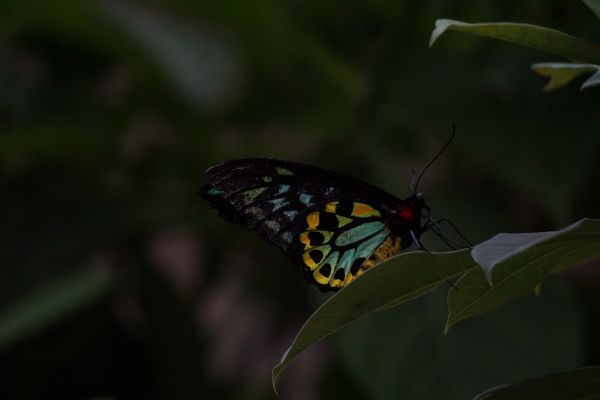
[1,1,600,399]
[430,2,600,91]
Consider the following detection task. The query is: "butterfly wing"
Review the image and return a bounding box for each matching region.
[201,158,411,291]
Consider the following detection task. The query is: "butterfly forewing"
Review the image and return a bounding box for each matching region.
[202,158,408,291]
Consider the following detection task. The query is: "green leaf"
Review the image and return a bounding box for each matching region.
[583,0,600,19]
[102,2,241,107]
[583,68,600,89]
[0,268,113,352]
[532,62,600,91]
[446,218,600,331]
[272,249,477,393]
[430,19,600,64]
[473,366,600,400]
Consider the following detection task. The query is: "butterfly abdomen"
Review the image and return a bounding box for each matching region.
[359,235,403,276]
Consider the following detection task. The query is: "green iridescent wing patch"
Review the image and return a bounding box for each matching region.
[201,158,407,291]
[295,200,402,289]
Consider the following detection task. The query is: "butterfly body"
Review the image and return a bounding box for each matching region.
[201,158,427,292]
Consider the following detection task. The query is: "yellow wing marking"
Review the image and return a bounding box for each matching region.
[351,202,381,218]
[302,245,331,271]
[336,215,353,227]
[324,201,339,213]
[330,277,345,288]
[313,252,338,285]
[299,230,333,250]
[306,212,320,230]
[314,268,331,285]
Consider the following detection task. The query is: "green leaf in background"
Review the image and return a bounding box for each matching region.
[0,267,113,352]
[532,62,600,91]
[584,0,600,19]
[472,366,600,400]
[101,1,241,108]
[446,218,600,331]
[584,68,600,88]
[429,19,600,64]
[272,249,477,392]
[146,0,366,103]
[0,123,118,170]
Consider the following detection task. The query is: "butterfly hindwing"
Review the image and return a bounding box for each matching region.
[294,200,405,290]
[201,158,407,291]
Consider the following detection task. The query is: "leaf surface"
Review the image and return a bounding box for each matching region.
[473,366,600,400]
[447,219,600,330]
[272,249,477,392]
[430,19,600,64]
[532,62,600,91]
[0,268,113,352]
[584,0,600,19]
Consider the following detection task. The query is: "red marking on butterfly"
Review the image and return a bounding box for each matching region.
[399,207,414,221]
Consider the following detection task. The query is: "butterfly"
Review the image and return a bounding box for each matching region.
[200,130,466,292]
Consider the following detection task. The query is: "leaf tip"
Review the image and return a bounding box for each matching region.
[581,70,600,90]
[271,366,281,395]
[444,315,456,334]
[532,62,600,92]
[429,19,455,47]
[484,270,494,286]
[444,319,458,334]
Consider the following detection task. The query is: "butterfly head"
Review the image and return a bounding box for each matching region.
[389,192,428,239]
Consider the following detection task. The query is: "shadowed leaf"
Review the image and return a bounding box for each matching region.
[447,218,600,331]
[532,62,600,91]
[582,68,600,89]
[430,19,600,64]
[0,268,113,352]
[584,0,600,19]
[472,366,600,400]
[101,1,241,107]
[272,249,477,392]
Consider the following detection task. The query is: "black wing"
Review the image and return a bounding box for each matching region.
[201,158,410,291]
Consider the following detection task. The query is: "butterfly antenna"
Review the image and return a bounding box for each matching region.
[409,168,418,192]
[413,124,456,195]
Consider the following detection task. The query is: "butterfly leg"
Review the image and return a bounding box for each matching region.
[433,218,473,248]
[423,221,458,250]
[410,230,429,252]
[412,229,457,289]
[431,224,460,250]
[423,218,471,250]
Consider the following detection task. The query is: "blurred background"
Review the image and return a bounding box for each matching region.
[1,0,600,399]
